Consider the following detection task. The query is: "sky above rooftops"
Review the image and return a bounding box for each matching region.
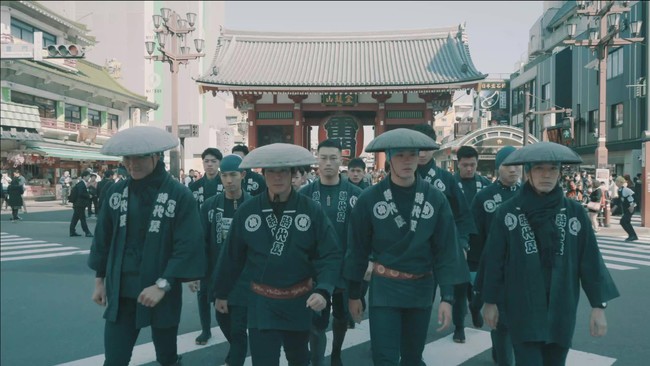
[225,1,544,76]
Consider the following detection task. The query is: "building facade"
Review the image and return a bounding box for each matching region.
[43,1,228,171]
[510,0,647,177]
[1,0,157,200]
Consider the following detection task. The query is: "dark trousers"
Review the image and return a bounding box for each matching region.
[88,196,99,215]
[369,306,432,366]
[491,310,514,366]
[11,207,19,220]
[620,210,638,238]
[70,206,90,234]
[248,328,310,366]
[453,282,468,328]
[103,298,179,366]
[215,305,248,366]
[512,342,569,366]
[197,287,212,334]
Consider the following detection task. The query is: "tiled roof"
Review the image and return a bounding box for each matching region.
[11,59,157,109]
[197,27,486,92]
[1,101,41,129]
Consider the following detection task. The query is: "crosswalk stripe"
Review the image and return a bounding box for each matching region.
[598,244,650,253]
[599,249,650,260]
[1,240,48,246]
[601,255,650,266]
[0,235,22,240]
[56,317,616,366]
[1,244,61,250]
[1,246,81,256]
[605,262,638,270]
[0,250,90,262]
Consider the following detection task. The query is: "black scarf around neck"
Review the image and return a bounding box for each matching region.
[520,181,563,267]
[127,161,168,206]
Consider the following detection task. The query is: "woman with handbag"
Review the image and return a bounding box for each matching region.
[587,181,603,232]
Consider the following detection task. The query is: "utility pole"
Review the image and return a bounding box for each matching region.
[524,87,530,146]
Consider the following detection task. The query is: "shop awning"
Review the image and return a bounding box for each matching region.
[30,146,122,161]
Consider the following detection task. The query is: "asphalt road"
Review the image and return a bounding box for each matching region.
[1,202,649,366]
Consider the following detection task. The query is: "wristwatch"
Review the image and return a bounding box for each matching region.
[155,278,171,292]
[595,302,607,309]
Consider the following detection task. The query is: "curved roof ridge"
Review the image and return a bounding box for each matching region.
[220,26,462,41]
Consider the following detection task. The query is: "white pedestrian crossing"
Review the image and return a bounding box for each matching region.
[0,232,88,262]
[57,319,616,366]
[596,233,650,271]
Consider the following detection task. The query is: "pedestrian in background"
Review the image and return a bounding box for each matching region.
[96,170,115,214]
[347,157,371,190]
[7,175,24,222]
[587,180,603,232]
[12,171,27,213]
[88,126,205,366]
[482,142,619,365]
[200,154,252,366]
[59,171,72,205]
[232,144,267,196]
[299,139,363,366]
[453,145,492,344]
[411,123,475,344]
[69,170,93,237]
[615,176,638,242]
[87,173,99,218]
[189,147,224,346]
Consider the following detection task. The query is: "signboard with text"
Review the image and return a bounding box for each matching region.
[318,115,363,158]
[321,93,358,106]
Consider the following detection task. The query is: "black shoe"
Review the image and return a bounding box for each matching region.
[453,327,466,343]
[85,233,94,238]
[625,236,639,242]
[195,331,211,345]
[70,233,82,237]
[469,302,484,328]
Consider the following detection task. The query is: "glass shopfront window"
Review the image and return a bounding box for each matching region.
[10,91,56,119]
[88,109,101,127]
[65,104,82,123]
[108,113,119,131]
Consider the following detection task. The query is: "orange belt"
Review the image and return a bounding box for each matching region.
[373,263,432,280]
[251,278,313,299]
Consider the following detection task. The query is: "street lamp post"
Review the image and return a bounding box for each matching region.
[145,8,205,179]
[563,0,644,170]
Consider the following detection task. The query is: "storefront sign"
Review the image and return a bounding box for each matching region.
[479,81,508,90]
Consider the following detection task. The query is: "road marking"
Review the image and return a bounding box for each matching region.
[566,349,616,365]
[605,263,638,270]
[599,249,650,260]
[1,246,81,256]
[1,250,90,262]
[1,244,61,250]
[598,244,650,253]
[1,240,48,246]
[0,235,21,239]
[57,318,616,366]
[601,255,650,266]
[55,326,229,366]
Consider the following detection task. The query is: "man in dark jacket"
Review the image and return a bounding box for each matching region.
[96,170,115,214]
[88,126,205,366]
[482,142,619,365]
[69,170,93,237]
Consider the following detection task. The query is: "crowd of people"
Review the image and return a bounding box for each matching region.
[77,123,632,366]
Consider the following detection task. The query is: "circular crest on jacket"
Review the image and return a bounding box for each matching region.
[501,142,583,166]
[365,128,440,153]
[239,143,317,169]
[100,126,178,156]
